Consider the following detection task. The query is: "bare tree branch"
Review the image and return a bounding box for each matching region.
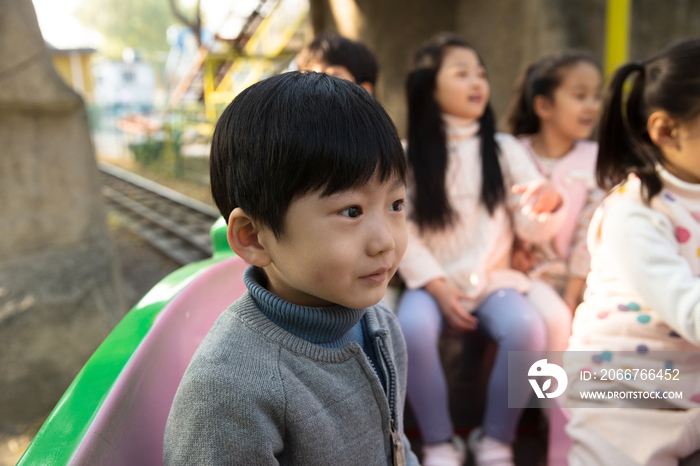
[167,0,202,46]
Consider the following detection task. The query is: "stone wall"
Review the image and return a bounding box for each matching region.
[630,0,700,61]
[0,0,125,432]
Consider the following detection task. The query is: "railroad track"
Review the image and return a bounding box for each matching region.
[98,162,221,266]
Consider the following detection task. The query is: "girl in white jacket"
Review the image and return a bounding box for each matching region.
[564,39,700,465]
[397,33,568,466]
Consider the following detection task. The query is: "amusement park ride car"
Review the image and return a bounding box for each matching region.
[17,218,570,466]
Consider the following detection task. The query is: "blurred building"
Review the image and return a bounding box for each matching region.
[93,59,157,108]
[47,43,95,102]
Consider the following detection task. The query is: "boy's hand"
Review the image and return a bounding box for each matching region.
[512,179,562,217]
[424,278,478,331]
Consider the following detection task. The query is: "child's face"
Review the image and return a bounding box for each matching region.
[258,173,407,309]
[307,61,356,83]
[657,113,700,184]
[434,46,490,122]
[543,62,602,141]
[304,61,374,95]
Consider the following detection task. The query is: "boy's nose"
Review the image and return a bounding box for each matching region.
[367,215,396,256]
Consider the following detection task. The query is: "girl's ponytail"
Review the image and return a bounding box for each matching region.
[597,62,662,200]
[406,66,454,232]
[506,64,540,136]
[479,104,505,214]
[598,39,700,201]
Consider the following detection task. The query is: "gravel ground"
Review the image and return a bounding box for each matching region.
[0,429,38,466]
[1,210,183,466]
[100,156,216,208]
[106,212,181,310]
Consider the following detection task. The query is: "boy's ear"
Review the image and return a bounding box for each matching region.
[647,111,680,151]
[532,95,553,120]
[227,208,272,267]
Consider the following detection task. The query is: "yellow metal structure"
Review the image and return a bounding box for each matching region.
[204,0,309,122]
[605,0,632,77]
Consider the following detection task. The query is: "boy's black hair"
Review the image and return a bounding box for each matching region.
[295,32,379,86]
[210,71,406,238]
[406,32,503,231]
[506,50,599,136]
[597,38,700,202]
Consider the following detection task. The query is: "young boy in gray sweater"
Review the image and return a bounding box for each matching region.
[163,71,419,466]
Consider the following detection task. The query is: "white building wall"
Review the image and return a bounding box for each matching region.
[93,61,156,107]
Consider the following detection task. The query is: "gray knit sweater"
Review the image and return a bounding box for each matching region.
[163,289,419,465]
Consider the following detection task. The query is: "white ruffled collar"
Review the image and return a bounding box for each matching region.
[442,113,480,141]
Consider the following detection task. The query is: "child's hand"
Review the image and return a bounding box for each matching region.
[563,276,586,312]
[512,179,562,218]
[511,238,536,273]
[424,278,479,331]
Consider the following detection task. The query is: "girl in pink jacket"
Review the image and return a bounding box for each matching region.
[506,51,605,312]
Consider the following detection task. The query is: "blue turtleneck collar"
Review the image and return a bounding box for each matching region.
[243,266,367,347]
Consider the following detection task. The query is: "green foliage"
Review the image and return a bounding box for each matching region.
[76,0,189,60]
[129,139,165,166]
[129,125,184,178]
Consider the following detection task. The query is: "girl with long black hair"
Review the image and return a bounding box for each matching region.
[397,33,568,466]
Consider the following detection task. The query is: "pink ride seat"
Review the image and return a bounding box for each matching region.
[70,256,249,466]
[547,398,572,466]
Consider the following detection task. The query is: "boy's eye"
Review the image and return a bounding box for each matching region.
[340,206,361,218]
[390,199,405,212]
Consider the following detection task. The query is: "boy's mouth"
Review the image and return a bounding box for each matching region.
[360,266,391,284]
[468,94,483,104]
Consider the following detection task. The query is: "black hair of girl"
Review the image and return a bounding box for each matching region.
[597,38,700,202]
[406,33,503,231]
[506,50,599,136]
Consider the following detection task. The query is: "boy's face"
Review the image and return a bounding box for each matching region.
[307,61,356,83]
[258,173,407,309]
[304,61,374,95]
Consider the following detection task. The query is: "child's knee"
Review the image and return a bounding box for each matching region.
[511,323,546,352]
[397,289,442,343]
[502,309,547,352]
